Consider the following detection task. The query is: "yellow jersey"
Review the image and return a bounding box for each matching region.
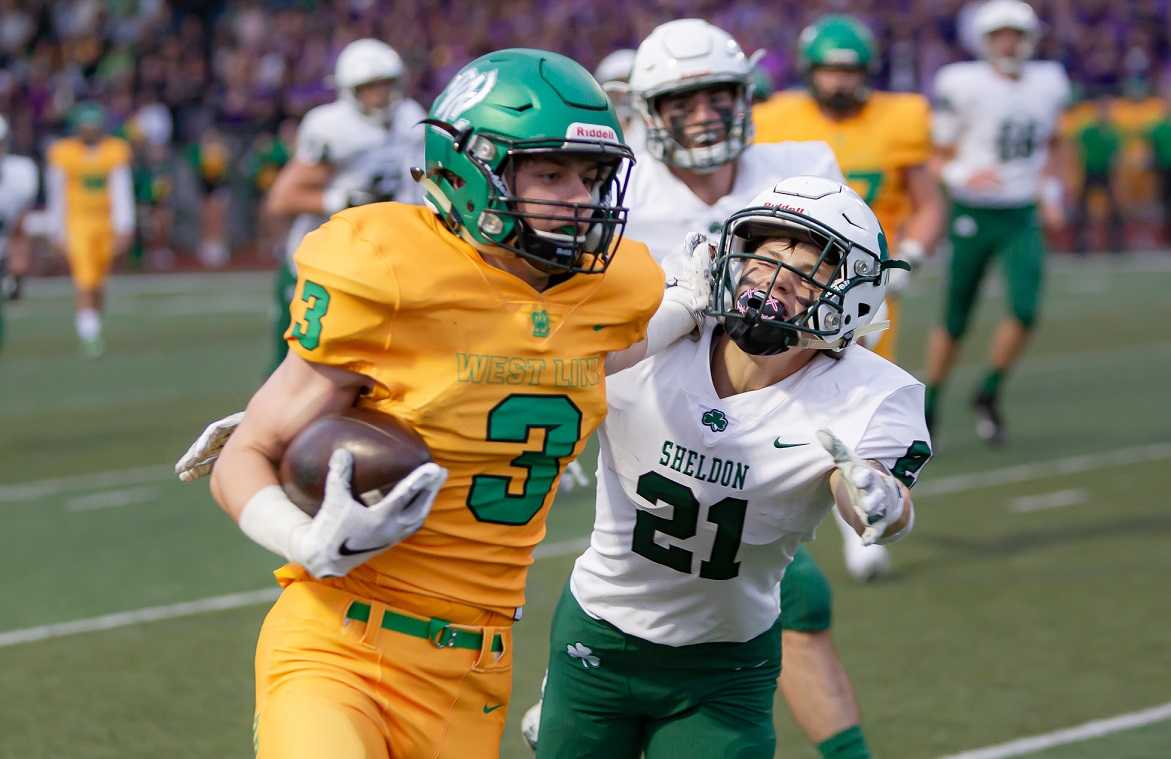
[46,136,132,222]
[280,203,663,614]
[754,90,931,237]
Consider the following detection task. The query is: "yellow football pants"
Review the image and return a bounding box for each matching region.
[871,297,901,361]
[254,580,515,759]
[64,221,115,291]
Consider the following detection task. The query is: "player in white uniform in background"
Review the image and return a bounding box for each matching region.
[622,20,840,258]
[264,38,425,374]
[522,21,896,759]
[593,49,643,152]
[0,114,39,352]
[534,176,929,758]
[923,0,1070,444]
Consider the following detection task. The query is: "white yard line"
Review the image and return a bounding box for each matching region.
[0,588,280,648]
[18,253,1171,301]
[1009,488,1088,513]
[65,486,159,513]
[0,441,1167,647]
[0,465,171,503]
[937,701,1171,759]
[23,272,269,299]
[913,442,1171,497]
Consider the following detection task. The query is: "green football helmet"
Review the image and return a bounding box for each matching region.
[420,48,635,275]
[798,15,877,115]
[69,102,107,130]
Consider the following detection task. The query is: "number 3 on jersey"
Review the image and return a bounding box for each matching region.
[291,280,330,351]
[631,471,747,580]
[466,394,583,525]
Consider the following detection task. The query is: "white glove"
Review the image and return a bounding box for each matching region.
[520,671,547,751]
[817,429,904,546]
[884,239,925,296]
[662,232,713,331]
[288,449,447,578]
[175,411,244,482]
[558,460,590,494]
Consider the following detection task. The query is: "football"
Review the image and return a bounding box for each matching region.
[278,407,432,517]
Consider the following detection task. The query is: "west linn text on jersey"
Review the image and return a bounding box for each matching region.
[455,352,602,388]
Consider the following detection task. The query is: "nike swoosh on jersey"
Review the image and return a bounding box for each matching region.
[338,539,392,556]
[773,438,808,449]
[482,703,504,714]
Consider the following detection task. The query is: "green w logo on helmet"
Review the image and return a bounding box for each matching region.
[419,49,635,275]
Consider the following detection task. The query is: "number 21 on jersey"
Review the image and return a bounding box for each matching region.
[631,471,747,580]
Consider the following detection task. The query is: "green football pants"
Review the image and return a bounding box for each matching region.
[780,545,833,632]
[537,586,781,759]
[944,201,1045,338]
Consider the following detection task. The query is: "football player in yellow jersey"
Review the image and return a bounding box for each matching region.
[194,49,707,759]
[46,102,134,357]
[753,15,943,585]
[754,15,943,362]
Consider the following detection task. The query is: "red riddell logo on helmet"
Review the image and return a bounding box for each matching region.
[566,122,618,141]
[761,202,807,214]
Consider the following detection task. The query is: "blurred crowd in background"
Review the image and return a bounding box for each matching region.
[4,0,1171,270]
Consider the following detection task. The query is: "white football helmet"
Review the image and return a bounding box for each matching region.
[334,38,405,121]
[594,49,636,86]
[594,49,637,127]
[709,176,905,355]
[973,0,1040,75]
[629,19,759,172]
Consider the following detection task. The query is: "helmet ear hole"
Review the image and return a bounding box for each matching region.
[858,302,871,317]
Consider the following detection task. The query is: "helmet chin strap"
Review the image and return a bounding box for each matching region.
[724,304,890,355]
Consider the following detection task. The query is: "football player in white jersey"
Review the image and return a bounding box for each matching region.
[593,49,641,150]
[0,114,39,352]
[522,21,894,759]
[264,38,425,373]
[534,176,929,758]
[622,19,841,258]
[922,0,1070,444]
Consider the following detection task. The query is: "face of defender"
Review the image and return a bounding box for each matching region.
[509,153,618,238]
[78,121,104,145]
[985,27,1028,63]
[734,235,840,324]
[354,78,399,113]
[653,84,738,152]
[809,65,867,111]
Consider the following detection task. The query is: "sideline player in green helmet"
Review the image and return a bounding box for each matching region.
[172,48,711,759]
[799,14,877,116]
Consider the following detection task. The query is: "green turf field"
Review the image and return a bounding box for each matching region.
[1,259,1169,758]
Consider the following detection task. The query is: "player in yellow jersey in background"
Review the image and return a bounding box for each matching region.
[46,103,134,357]
[192,49,709,759]
[754,16,943,582]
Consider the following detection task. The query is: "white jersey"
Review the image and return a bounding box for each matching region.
[932,60,1070,207]
[571,325,931,646]
[285,97,426,261]
[623,141,842,261]
[0,154,38,261]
